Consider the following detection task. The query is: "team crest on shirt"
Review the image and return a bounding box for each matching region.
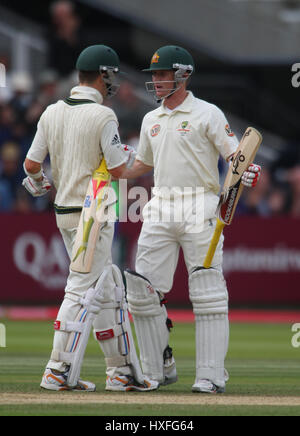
[225,124,235,137]
[151,124,161,137]
[177,121,191,136]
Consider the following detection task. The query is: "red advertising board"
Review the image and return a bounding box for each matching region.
[119,217,300,306]
[0,214,68,304]
[223,217,300,305]
[0,214,299,306]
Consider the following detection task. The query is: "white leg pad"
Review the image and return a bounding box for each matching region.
[50,267,111,387]
[189,268,229,388]
[93,301,132,378]
[125,270,171,384]
[94,310,130,367]
[94,265,149,384]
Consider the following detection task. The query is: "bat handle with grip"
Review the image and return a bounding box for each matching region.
[203,219,225,269]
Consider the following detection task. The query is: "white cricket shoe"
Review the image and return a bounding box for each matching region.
[192,379,225,394]
[106,375,159,392]
[40,368,96,392]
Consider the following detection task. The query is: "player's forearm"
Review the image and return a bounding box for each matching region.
[22,158,51,197]
[121,160,153,179]
[24,158,43,181]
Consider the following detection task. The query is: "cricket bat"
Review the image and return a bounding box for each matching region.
[70,159,111,274]
[203,127,263,269]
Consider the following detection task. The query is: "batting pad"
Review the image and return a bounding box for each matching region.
[94,265,150,384]
[189,268,229,388]
[50,267,111,387]
[92,267,133,379]
[189,267,228,316]
[125,270,170,383]
[194,313,229,388]
[94,307,132,376]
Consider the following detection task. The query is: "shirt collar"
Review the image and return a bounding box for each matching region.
[158,91,194,117]
[70,86,104,104]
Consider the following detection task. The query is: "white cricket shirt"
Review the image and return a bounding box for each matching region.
[137,91,239,196]
[27,86,128,228]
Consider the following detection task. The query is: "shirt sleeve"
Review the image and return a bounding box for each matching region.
[101,120,128,170]
[26,118,49,164]
[136,118,154,167]
[207,105,239,161]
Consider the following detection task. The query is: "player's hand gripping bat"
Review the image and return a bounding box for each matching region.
[70,159,111,274]
[203,127,263,269]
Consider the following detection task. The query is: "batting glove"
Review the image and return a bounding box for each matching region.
[241,164,261,188]
[22,173,52,197]
[122,144,137,169]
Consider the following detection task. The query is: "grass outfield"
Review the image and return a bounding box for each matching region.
[0,320,300,416]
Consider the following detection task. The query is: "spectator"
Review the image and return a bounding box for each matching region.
[24,100,45,138]
[37,70,60,107]
[47,1,88,78]
[0,141,23,209]
[9,72,34,119]
[0,179,13,211]
[14,186,34,214]
[266,185,292,217]
[238,168,272,216]
[0,104,16,145]
[112,80,151,142]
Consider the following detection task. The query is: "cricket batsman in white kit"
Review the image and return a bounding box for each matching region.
[22,45,158,393]
[123,46,261,393]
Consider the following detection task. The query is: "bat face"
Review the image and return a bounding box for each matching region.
[219,179,242,225]
[217,127,262,225]
[70,159,111,273]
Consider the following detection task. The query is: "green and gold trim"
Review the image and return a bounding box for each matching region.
[54,204,82,215]
[64,97,95,106]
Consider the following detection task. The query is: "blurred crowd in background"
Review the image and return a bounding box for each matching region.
[0,0,299,218]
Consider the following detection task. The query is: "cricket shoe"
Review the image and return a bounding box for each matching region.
[161,358,178,386]
[106,375,159,392]
[192,379,225,394]
[161,346,178,386]
[40,368,96,392]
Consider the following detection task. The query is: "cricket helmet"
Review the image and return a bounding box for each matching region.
[76,45,121,97]
[143,45,194,74]
[143,46,194,102]
[76,45,120,72]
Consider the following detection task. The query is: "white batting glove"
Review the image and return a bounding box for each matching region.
[122,144,137,169]
[22,173,52,197]
[241,164,261,188]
